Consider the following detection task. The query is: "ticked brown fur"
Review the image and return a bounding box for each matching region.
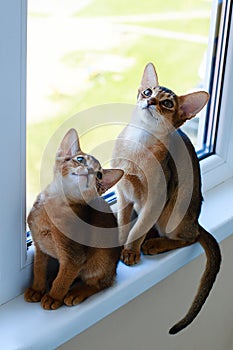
[111,63,221,334]
[25,128,123,310]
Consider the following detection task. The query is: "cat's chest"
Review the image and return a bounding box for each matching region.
[120,126,165,159]
[113,126,165,175]
[122,126,154,148]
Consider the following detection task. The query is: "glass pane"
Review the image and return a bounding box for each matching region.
[197,0,231,158]
[27,0,213,211]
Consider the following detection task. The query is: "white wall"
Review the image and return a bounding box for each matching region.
[59,235,233,350]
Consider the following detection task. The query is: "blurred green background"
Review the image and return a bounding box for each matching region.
[27,0,212,208]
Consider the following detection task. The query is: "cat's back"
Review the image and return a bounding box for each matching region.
[166,128,202,215]
[176,128,201,188]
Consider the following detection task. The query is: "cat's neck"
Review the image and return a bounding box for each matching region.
[122,108,170,156]
[129,106,170,146]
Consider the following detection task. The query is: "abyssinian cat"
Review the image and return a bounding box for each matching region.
[111,63,221,334]
[25,128,123,310]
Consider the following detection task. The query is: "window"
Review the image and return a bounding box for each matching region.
[196,0,232,158]
[200,1,233,193]
[27,0,214,212]
[0,0,232,307]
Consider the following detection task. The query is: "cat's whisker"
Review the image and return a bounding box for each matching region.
[148,107,160,123]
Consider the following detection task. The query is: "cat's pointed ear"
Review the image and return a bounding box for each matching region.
[139,62,159,91]
[57,128,81,158]
[101,169,124,193]
[179,91,209,121]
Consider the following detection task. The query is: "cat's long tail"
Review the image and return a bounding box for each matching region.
[169,226,221,335]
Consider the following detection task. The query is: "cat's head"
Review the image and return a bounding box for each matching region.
[137,62,209,132]
[54,128,123,203]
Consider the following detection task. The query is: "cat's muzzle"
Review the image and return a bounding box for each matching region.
[141,100,149,109]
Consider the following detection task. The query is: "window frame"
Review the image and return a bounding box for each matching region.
[0,0,31,306]
[0,0,233,307]
[200,0,233,193]
[197,0,232,157]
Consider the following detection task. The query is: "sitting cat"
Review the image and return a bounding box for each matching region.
[25,128,123,310]
[111,63,221,334]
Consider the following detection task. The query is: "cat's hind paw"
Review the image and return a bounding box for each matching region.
[64,284,98,306]
[64,292,85,306]
[141,240,159,255]
[24,287,44,303]
[41,294,63,310]
[121,249,141,266]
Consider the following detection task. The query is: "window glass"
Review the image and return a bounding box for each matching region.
[27,0,213,211]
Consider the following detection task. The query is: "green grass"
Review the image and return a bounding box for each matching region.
[129,18,210,37]
[76,0,210,17]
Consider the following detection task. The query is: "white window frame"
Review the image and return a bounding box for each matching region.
[200,0,233,193]
[0,0,232,308]
[0,0,31,305]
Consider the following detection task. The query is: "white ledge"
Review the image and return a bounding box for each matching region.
[0,178,233,350]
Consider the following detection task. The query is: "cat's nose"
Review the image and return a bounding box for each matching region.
[147,98,157,106]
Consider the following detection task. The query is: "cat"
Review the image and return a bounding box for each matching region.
[111,63,221,334]
[24,128,123,310]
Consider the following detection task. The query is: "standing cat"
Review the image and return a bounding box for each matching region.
[25,128,123,310]
[111,63,221,334]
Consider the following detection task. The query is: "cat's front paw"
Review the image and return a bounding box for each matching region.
[24,287,44,303]
[41,294,63,310]
[121,249,140,266]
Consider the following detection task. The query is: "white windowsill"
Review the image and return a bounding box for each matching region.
[0,177,233,350]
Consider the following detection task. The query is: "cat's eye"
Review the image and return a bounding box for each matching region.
[75,156,86,164]
[142,88,153,97]
[96,171,103,180]
[161,99,174,109]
